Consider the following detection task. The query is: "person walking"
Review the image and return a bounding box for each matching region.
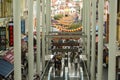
[74,53,79,71]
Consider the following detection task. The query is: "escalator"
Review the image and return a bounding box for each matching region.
[40,55,89,80]
[47,64,82,80]
[48,59,83,80]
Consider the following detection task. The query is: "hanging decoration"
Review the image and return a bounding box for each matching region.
[52,16,82,32]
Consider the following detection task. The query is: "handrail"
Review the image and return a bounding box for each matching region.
[48,66,53,80]
[81,56,90,80]
[40,60,51,80]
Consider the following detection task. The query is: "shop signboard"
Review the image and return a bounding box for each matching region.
[0,27,6,50]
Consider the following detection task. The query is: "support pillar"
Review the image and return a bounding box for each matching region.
[21,0,25,16]
[48,0,51,54]
[82,0,86,54]
[13,0,21,80]
[84,0,87,55]
[36,0,41,75]
[86,0,91,74]
[90,0,96,80]
[97,0,104,80]
[28,0,34,80]
[46,0,50,54]
[108,0,117,80]
[42,0,46,69]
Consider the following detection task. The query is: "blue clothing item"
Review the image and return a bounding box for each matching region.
[96,25,99,31]
[0,59,13,78]
[24,36,28,42]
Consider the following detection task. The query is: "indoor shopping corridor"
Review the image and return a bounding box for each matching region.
[0,0,120,80]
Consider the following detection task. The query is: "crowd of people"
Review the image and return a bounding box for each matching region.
[50,37,83,76]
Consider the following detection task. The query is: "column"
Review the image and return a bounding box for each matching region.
[90,0,96,80]
[84,0,87,35]
[82,0,85,29]
[49,0,51,49]
[42,0,46,69]
[48,0,52,54]
[82,0,86,54]
[97,0,104,80]
[46,0,49,55]
[84,0,87,55]
[108,0,117,80]
[28,0,34,80]
[48,0,51,32]
[86,0,91,73]
[13,0,21,80]
[36,0,41,75]
[21,0,25,16]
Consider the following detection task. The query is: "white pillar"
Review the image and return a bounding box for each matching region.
[48,0,52,54]
[46,0,49,34]
[48,0,51,32]
[46,0,51,54]
[28,0,34,80]
[97,0,104,80]
[84,0,87,55]
[46,0,49,55]
[81,0,84,30]
[86,0,91,73]
[84,0,87,35]
[36,0,41,75]
[21,0,25,16]
[108,0,117,80]
[90,0,96,80]
[42,0,46,69]
[82,0,86,54]
[13,0,21,80]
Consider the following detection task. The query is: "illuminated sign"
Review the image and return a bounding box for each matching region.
[8,22,14,46]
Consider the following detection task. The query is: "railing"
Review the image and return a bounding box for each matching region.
[48,66,54,80]
[52,48,78,52]
[80,55,90,80]
[40,60,51,80]
[52,42,79,46]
